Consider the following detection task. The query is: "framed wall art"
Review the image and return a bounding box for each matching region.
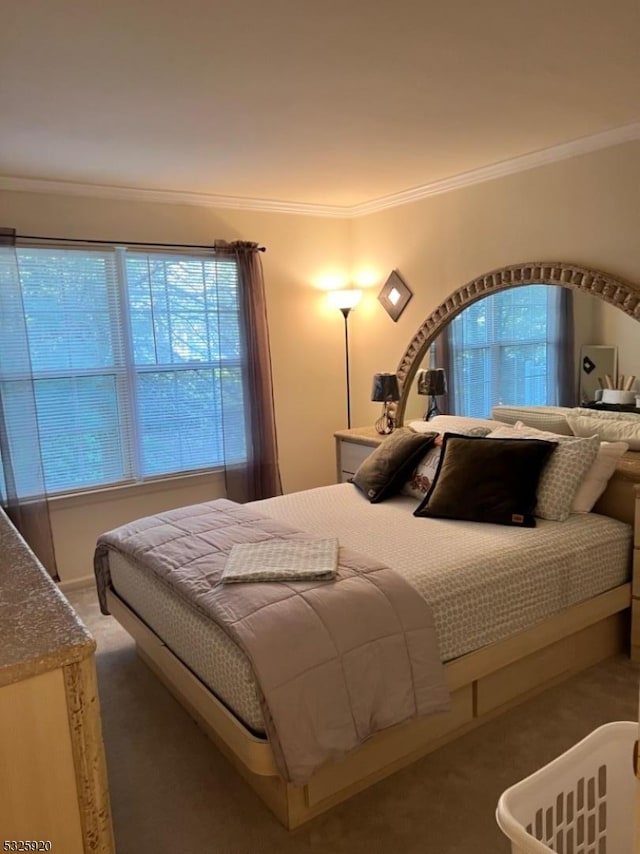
[378,270,412,322]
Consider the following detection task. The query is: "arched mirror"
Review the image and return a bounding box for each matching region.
[396,262,640,425]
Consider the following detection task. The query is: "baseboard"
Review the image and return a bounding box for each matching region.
[58,575,96,593]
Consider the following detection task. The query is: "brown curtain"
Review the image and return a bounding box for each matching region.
[432,334,454,415]
[0,229,58,577]
[555,286,576,407]
[215,240,282,502]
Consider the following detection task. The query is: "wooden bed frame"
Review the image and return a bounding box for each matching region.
[105,458,640,830]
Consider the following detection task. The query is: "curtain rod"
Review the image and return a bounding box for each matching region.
[16,234,266,252]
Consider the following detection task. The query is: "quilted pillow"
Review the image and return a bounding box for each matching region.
[413,433,557,527]
[487,422,600,521]
[351,428,438,503]
[490,405,574,436]
[409,415,499,434]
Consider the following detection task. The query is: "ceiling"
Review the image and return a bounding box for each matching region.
[2,0,639,210]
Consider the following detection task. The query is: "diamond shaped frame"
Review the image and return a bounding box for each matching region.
[377,269,413,322]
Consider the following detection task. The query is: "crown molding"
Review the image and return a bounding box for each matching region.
[350,122,640,216]
[0,122,638,219]
[0,176,349,219]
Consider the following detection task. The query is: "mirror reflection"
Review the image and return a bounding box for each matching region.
[404,284,640,422]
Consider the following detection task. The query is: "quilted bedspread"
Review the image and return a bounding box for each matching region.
[94,498,450,783]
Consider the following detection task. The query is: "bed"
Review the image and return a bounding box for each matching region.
[107,485,630,733]
[98,261,640,828]
[100,451,640,829]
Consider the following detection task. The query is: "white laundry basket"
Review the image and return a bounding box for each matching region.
[496,721,638,854]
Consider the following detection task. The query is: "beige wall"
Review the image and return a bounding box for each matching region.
[348,141,640,427]
[2,139,639,581]
[596,303,640,389]
[51,471,226,585]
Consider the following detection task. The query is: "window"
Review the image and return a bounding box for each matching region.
[447,285,563,418]
[3,246,246,495]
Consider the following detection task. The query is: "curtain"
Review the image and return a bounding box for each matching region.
[0,230,58,577]
[215,241,282,501]
[555,287,576,407]
[432,332,454,415]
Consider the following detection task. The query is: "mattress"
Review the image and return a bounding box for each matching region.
[108,483,632,734]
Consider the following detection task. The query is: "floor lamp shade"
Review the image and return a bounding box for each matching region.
[328,289,362,313]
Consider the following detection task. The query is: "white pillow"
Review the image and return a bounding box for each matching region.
[566,413,640,451]
[409,415,499,434]
[487,422,599,521]
[572,441,629,513]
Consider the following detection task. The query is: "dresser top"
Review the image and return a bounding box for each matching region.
[0,509,94,688]
[334,425,385,446]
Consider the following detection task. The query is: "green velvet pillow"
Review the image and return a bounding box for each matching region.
[413,433,557,527]
[351,428,438,503]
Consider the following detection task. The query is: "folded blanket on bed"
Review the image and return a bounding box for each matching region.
[94,498,450,784]
[222,537,339,583]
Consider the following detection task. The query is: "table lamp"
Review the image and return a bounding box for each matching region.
[371,372,400,434]
[417,368,447,420]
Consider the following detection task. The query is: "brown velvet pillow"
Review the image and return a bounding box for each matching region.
[413,433,557,527]
[351,428,438,503]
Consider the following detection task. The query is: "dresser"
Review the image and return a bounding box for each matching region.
[0,509,115,852]
[334,426,384,482]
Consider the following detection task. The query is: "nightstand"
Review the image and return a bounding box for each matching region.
[334,426,384,483]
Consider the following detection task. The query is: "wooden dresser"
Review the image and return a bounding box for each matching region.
[333,426,383,482]
[0,509,115,852]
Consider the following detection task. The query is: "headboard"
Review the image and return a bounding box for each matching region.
[594,451,640,527]
[393,260,640,529]
[395,261,640,426]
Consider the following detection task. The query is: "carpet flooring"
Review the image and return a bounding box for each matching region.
[68,587,639,854]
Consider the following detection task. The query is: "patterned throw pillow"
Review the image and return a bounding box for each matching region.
[403,424,493,500]
[403,446,442,499]
[487,422,600,521]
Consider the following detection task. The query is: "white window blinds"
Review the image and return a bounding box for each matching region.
[448,285,562,418]
[2,245,246,495]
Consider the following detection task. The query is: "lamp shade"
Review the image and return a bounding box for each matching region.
[328,289,362,311]
[417,368,447,396]
[371,372,400,402]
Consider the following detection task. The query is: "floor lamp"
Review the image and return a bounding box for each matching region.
[329,289,362,429]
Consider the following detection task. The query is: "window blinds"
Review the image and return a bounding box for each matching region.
[1,245,246,496]
[449,285,560,418]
